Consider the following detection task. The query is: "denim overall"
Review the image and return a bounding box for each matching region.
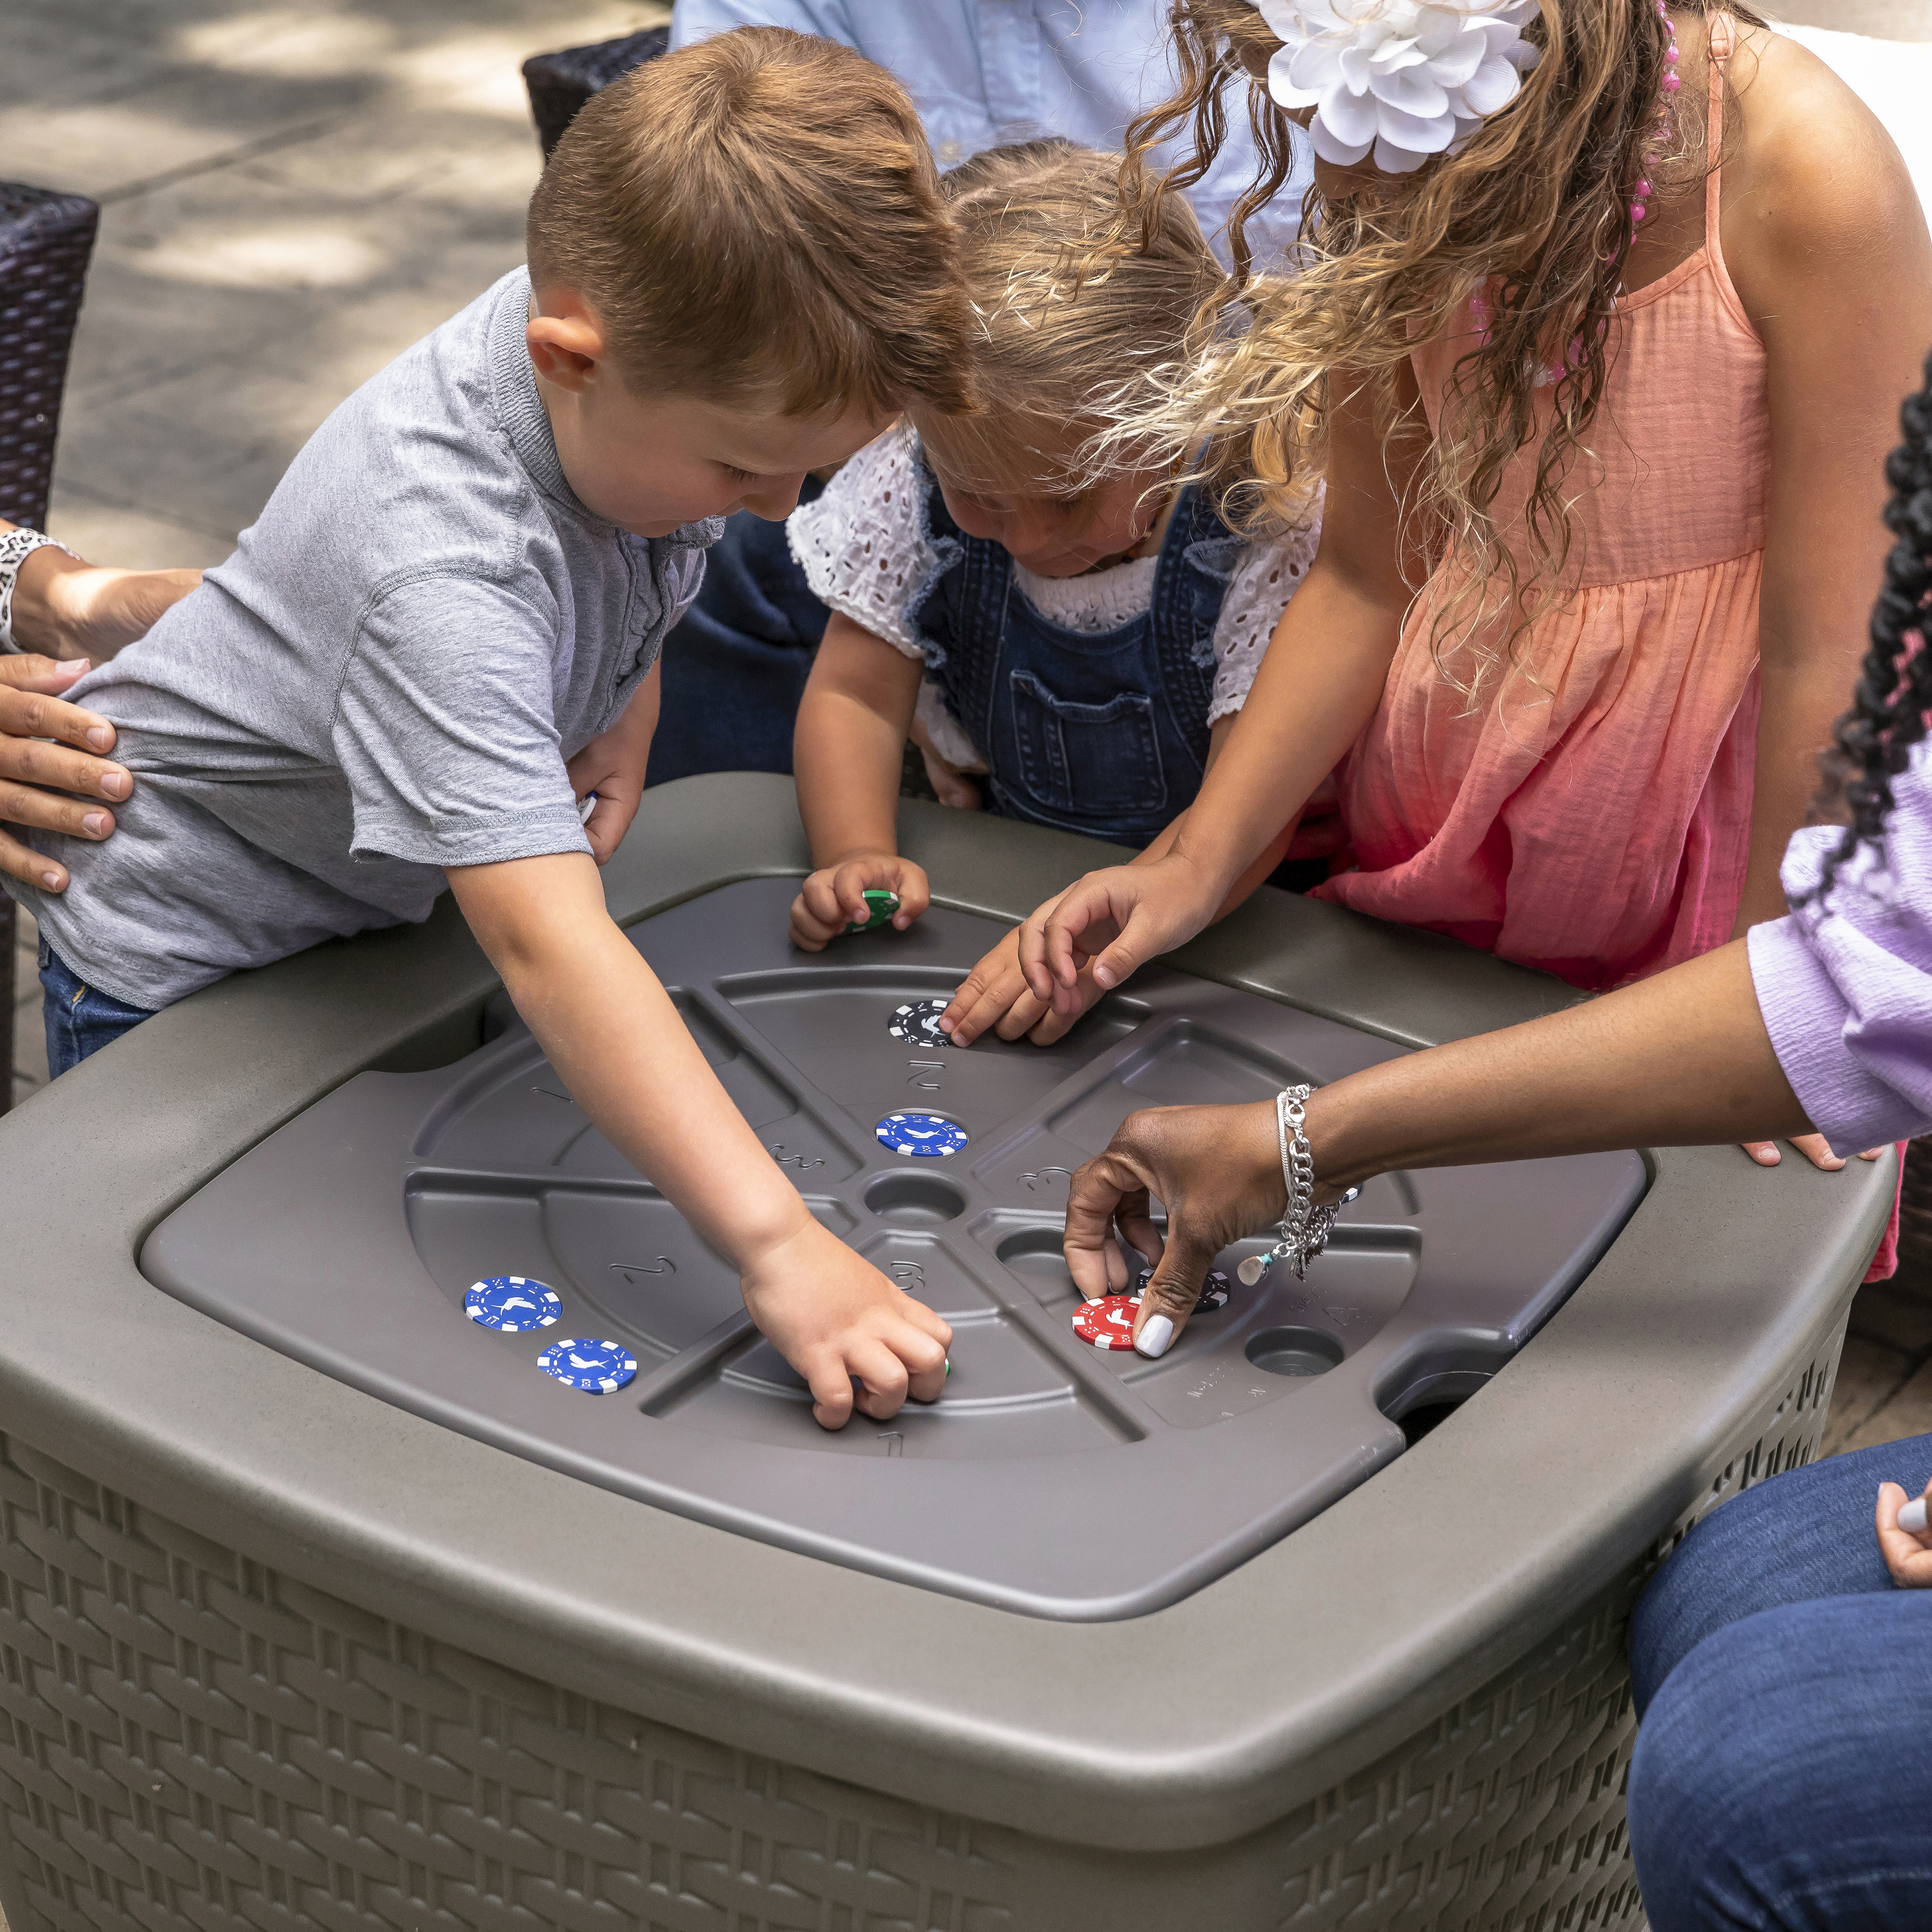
[913,480,1246,844]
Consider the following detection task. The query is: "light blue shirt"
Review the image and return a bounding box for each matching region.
[669,0,1310,271]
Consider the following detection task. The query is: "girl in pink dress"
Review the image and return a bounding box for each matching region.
[950,1,1931,1246]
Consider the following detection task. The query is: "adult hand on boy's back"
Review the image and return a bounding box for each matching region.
[0,656,131,891]
[4,530,201,664]
[740,1217,952,1429]
[789,854,930,951]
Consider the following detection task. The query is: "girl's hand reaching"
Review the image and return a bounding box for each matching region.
[942,919,1108,1046]
[790,854,930,951]
[1017,852,1221,1015]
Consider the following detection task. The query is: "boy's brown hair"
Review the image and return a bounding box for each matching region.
[527,27,976,420]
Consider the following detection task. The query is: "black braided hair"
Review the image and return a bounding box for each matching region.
[1812,352,1932,901]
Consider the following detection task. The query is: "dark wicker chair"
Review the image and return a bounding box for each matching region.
[521,26,670,160]
[0,183,100,1112]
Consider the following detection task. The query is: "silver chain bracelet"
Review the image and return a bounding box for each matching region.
[1236,1084,1358,1286]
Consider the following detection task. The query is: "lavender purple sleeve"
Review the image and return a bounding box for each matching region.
[1748,740,1932,1153]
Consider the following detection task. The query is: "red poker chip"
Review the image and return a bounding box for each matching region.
[1072,1295,1140,1350]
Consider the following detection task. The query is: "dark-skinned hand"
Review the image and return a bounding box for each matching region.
[1063,1101,1287,1358]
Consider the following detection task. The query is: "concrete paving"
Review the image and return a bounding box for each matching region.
[3,0,1931,1476]
[3,0,670,571]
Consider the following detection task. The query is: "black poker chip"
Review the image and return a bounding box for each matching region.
[1133,1266,1231,1313]
[888,998,953,1049]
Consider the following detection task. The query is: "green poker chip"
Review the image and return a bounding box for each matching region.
[846,888,900,933]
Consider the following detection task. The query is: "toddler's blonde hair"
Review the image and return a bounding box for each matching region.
[915,140,1235,496]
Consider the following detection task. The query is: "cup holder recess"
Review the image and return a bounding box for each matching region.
[864,1173,969,1226]
[1244,1327,1345,1379]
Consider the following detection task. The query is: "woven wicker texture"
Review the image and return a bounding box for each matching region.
[0,184,100,1117]
[522,28,670,160]
[0,1327,1842,1932]
[0,185,98,534]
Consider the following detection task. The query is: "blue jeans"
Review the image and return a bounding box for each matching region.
[1628,1432,1932,1930]
[647,486,828,787]
[39,940,154,1077]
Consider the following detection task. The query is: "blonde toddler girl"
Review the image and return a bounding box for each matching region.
[785,140,1324,1021]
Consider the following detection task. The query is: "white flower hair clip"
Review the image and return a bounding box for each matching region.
[1255,0,1542,176]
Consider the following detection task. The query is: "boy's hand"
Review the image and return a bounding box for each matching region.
[451,850,953,1435]
[565,663,659,863]
[789,853,930,951]
[1018,853,1219,1014]
[941,920,1106,1046]
[740,1217,952,1428]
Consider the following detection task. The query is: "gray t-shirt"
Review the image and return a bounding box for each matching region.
[13,269,719,1011]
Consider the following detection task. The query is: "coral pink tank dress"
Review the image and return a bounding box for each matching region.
[1314,15,1763,995]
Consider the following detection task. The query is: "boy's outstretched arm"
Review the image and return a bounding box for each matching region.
[448,851,952,1428]
[789,612,930,947]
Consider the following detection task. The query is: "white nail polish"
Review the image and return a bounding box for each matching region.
[1137,1314,1173,1358]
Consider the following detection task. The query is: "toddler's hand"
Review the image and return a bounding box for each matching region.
[908,714,983,811]
[1017,853,1218,1016]
[789,854,930,952]
[942,921,1106,1047]
[740,1217,952,1429]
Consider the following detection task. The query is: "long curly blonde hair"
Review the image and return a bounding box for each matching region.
[1114,0,1764,699]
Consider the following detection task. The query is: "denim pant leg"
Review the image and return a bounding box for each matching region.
[1627,1435,1932,1931]
[39,940,155,1077]
[1629,1433,1932,1713]
[648,487,829,787]
[1630,1589,1932,1930]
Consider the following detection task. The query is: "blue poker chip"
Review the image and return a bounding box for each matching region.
[465,1276,562,1332]
[875,1111,970,1158]
[537,1337,638,1393]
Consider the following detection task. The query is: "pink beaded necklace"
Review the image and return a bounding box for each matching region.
[1467,2,1685,380]
[1630,1,1683,231]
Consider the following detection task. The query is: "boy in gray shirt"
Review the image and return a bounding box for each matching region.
[9,28,976,1432]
